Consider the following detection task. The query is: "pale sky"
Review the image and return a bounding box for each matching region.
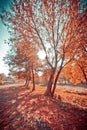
[0,19,10,75]
[0,0,12,76]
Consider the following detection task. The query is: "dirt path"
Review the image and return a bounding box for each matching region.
[0,85,87,130]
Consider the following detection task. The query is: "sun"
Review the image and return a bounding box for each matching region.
[37,50,46,60]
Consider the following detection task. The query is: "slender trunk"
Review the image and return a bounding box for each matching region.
[32,65,35,91]
[51,56,64,96]
[44,69,55,96]
[26,79,30,88]
[24,69,30,89]
[51,68,62,97]
[25,75,30,89]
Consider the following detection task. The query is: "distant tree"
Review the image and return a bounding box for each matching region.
[4,45,39,90]
[13,71,26,79]
[0,0,86,96]
[17,41,40,90]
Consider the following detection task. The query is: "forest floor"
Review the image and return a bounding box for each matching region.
[0,84,87,130]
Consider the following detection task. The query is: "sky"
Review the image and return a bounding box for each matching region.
[0,0,87,76]
[0,0,13,76]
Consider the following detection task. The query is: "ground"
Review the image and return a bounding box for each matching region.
[0,83,87,130]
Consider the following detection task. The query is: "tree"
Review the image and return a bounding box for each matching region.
[0,0,86,96]
[4,44,39,90]
[63,8,87,85]
[63,46,87,85]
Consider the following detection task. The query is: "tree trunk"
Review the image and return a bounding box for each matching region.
[25,75,30,89]
[44,69,55,96]
[25,79,29,88]
[24,69,31,89]
[32,65,35,91]
[51,68,62,97]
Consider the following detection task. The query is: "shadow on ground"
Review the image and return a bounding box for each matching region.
[0,85,87,130]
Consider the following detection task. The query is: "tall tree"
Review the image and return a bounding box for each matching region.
[4,44,38,90]
[63,44,87,85]
[0,0,86,96]
[63,7,87,85]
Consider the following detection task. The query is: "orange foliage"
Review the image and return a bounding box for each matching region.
[1,0,87,96]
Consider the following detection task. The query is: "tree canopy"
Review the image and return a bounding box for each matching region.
[0,0,87,96]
